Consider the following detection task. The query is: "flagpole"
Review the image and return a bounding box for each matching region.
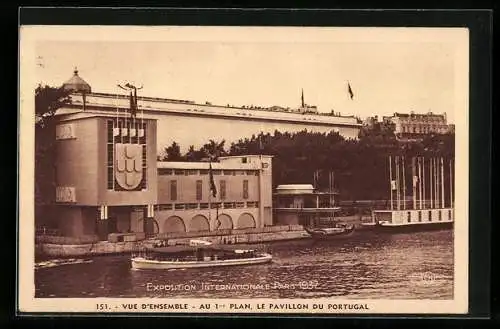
[402,156,406,210]
[429,158,433,208]
[412,157,416,210]
[449,159,453,208]
[422,156,426,209]
[441,157,445,209]
[389,155,393,210]
[397,156,400,210]
[418,157,423,209]
[208,161,212,225]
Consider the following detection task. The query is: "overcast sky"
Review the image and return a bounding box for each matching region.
[31,26,468,123]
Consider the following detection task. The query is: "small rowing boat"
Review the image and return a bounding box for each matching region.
[304,223,355,240]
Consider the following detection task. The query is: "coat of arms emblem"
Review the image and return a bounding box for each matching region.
[115,143,143,190]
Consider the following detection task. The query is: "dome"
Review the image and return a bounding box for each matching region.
[62,67,91,93]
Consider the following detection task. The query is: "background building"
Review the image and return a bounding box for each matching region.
[383,111,452,140]
[56,70,361,155]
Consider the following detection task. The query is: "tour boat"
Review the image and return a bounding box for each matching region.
[304,223,355,240]
[131,240,272,270]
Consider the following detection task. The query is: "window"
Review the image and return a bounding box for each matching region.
[236,170,245,175]
[407,212,411,222]
[448,210,452,220]
[174,203,185,210]
[418,211,422,222]
[224,170,235,176]
[200,170,208,175]
[243,180,249,199]
[220,180,226,200]
[428,210,432,221]
[236,202,245,208]
[187,170,198,175]
[224,202,234,209]
[107,120,114,190]
[242,157,248,163]
[186,203,198,210]
[170,180,177,201]
[158,169,172,175]
[438,211,442,221]
[196,180,203,200]
[174,170,185,175]
[159,204,173,211]
[200,203,209,209]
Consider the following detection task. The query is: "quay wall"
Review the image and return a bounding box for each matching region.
[36,225,309,258]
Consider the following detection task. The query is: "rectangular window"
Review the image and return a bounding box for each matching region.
[224,170,235,176]
[174,170,185,175]
[224,202,234,209]
[243,180,249,199]
[170,180,177,201]
[106,120,114,190]
[200,203,209,209]
[242,157,248,163]
[236,202,245,208]
[196,180,203,200]
[186,203,198,210]
[438,211,442,221]
[220,180,226,200]
[159,204,173,211]
[418,211,422,222]
[428,210,432,221]
[212,170,222,175]
[200,170,209,175]
[158,169,173,175]
[407,212,411,222]
[174,203,185,210]
[236,170,245,175]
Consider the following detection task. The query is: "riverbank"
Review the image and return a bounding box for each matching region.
[36,226,310,258]
[36,216,372,258]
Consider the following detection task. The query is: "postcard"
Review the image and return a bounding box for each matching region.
[19,24,469,315]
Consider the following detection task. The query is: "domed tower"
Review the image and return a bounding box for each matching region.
[62,67,91,93]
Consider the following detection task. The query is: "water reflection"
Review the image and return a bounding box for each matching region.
[35,230,453,299]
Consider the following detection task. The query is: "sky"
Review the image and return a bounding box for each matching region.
[31,26,468,123]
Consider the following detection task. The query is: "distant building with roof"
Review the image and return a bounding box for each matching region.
[382,111,453,141]
[55,69,361,153]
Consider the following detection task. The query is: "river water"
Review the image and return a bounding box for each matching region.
[35,229,453,299]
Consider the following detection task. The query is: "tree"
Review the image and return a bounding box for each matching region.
[35,84,71,128]
[163,141,182,161]
[34,85,72,228]
[200,139,227,160]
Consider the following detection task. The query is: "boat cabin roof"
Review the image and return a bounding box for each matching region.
[148,244,257,254]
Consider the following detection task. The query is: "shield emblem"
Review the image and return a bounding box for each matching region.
[115,143,143,190]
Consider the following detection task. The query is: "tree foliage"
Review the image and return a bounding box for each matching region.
[159,127,455,201]
[35,85,72,227]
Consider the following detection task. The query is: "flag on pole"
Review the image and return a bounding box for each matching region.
[347,82,354,100]
[209,162,217,197]
[129,91,137,118]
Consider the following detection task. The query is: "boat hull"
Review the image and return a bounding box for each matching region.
[373,221,453,233]
[304,226,355,240]
[131,253,273,270]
